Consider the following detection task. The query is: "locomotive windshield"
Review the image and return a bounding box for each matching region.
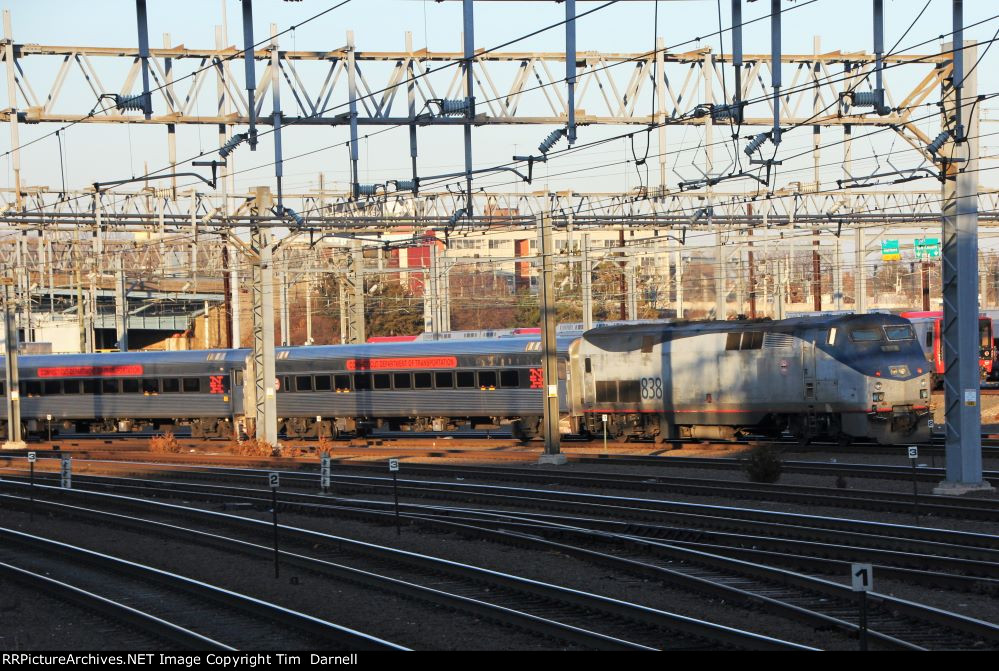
[849,328,883,342]
[884,325,915,341]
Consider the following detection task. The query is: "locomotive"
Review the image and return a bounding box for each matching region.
[1,313,931,445]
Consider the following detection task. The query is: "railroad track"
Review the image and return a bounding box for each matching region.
[0,525,406,651]
[0,487,809,651]
[9,454,999,523]
[5,482,997,650]
[5,460,999,557]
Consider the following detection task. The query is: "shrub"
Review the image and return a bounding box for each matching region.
[228,438,276,457]
[149,432,181,454]
[744,444,783,483]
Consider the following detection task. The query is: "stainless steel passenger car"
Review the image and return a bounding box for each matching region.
[567,314,933,445]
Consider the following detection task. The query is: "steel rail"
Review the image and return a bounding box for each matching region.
[0,562,234,650]
[0,526,409,651]
[0,486,809,651]
[5,466,998,558]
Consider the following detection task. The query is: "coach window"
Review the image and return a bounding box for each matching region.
[315,375,332,391]
[122,378,140,393]
[333,374,351,391]
[296,376,313,392]
[435,372,454,388]
[456,371,476,388]
[394,373,412,389]
[102,379,119,394]
[414,372,432,389]
[83,379,99,394]
[142,379,159,394]
[479,371,497,389]
[63,380,81,395]
[354,373,372,390]
[162,378,180,393]
[44,380,61,395]
[373,373,391,390]
[182,378,201,393]
[280,376,291,393]
[0,381,5,395]
[234,370,244,386]
[22,380,41,397]
[500,370,519,388]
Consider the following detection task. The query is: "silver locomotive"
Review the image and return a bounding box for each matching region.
[567,314,933,445]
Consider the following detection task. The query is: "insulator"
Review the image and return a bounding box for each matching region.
[219,132,248,159]
[744,131,770,156]
[437,98,470,117]
[114,94,147,112]
[393,180,416,192]
[711,102,742,122]
[538,128,566,155]
[927,130,951,155]
[283,208,304,226]
[447,208,467,227]
[356,184,381,196]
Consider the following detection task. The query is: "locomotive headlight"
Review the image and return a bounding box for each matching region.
[920,389,929,399]
[874,381,883,391]
[921,378,928,388]
[873,392,885,402]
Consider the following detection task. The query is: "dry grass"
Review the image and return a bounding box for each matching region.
[227,438,276,457]
[149,432,182,454]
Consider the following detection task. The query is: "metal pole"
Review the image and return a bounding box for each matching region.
[3,279,22,448]
[393,470,400,536]
[3,11,22,209]
[538,211,562,461]
[565,0,577,144]
[270,23,284,206]
[911,455,921,521]
[347,30,360,198]
[582,234,592,330]
[937,31,991,495]
[135,0,152,118]
[115,256,128,352]
[859,591,869,651]
[271,485,279,578]
[462,0,475,218]
[240,0,258,149]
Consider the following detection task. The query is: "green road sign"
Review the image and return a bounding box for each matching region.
[881,239,901,261]
[914,238,940,260]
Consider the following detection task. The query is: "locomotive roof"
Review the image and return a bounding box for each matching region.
[582,313,914,341]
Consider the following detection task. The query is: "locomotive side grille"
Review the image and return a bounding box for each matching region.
[763,333,795,349]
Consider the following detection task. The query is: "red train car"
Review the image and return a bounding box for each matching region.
[900,310,993,384]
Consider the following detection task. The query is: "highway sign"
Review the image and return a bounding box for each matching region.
[881,239,901,261]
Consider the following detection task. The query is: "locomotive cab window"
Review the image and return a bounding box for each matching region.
[827,328,837,345]
[849,328,883,342]
[884,325,915,341]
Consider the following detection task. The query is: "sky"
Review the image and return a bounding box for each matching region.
[1,0,997,244]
